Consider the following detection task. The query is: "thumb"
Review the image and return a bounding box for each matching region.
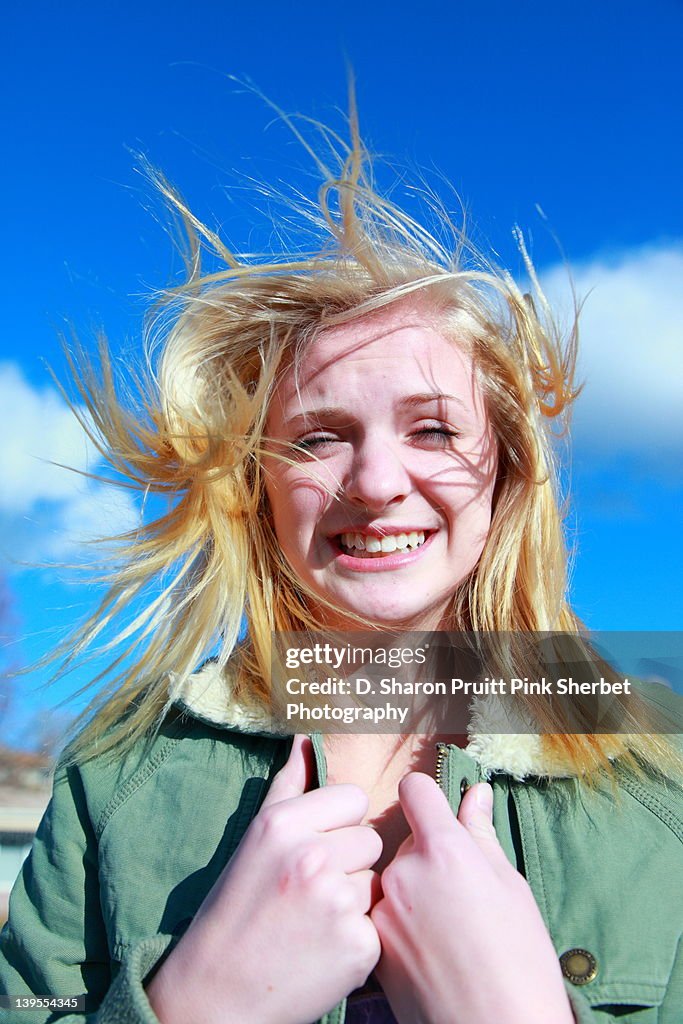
[261,734,315,807]
[457,783,508,868]
[398,771,457,847]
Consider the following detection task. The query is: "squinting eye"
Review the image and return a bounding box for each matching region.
[294,434,338,452]
[412,426,460,447]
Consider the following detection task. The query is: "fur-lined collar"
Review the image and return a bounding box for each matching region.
[168,661,596,781]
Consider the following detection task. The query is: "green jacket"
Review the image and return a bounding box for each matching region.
[1,662,682,1024]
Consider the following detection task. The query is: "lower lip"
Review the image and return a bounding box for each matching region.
[330,532,437,572]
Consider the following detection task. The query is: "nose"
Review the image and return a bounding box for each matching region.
[343,436,411,511]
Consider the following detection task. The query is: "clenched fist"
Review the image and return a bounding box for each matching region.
[372,774,575,1024]
[147,736,382,1024]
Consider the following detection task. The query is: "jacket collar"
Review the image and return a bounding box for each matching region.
[168,660,594,781]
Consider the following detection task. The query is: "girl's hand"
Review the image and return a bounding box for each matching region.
[146,736,382,1024]
[371,773,575,1024]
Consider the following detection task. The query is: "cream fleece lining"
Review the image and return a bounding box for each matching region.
[169,660,594,781]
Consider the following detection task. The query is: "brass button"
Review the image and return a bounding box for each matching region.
[560,948,598,985]
[459,778,471,798]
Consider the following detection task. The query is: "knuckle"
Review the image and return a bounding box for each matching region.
[379,863,408,905]
[347,925,380,981]
[274,842,328,895]
[290,840,329,881]
[328,882,356,915]
[254,804,290,844]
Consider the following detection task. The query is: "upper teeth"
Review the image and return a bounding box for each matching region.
[340,531,426,552]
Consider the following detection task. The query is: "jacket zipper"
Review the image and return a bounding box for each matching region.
[435,742,450,796]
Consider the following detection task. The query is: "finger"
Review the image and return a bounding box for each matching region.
[398,771,458,846]
[262,782,370,833]
[322,824,383,873]
[349,869,383,914]
[261,735,315,807]
[357,912,382,973]
[457,783,509,868]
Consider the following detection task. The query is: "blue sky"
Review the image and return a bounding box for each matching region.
[1,1,682,742]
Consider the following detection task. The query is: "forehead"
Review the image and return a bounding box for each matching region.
[272,304,485,418]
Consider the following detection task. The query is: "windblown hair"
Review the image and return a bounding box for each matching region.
[55,96,679,779]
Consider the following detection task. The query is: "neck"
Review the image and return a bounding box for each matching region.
[324,730,470,775]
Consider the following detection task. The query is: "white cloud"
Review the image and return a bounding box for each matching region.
[539,244,683,473]
[0,363,96,512]
[0,363,139,567]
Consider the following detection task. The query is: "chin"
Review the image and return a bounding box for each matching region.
[317,600,448,632]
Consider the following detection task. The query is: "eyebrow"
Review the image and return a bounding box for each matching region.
[283,393,469,427]
[402,392,468,411]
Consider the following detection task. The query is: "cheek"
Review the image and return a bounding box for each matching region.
[440,435,498,519]
[265,466,335,548]
[434,468,496,558]
[431,463,496,513]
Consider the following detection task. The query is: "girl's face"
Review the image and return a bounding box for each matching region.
[264,304,498,629]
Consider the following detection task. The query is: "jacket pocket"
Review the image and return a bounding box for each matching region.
[565,972,669,1023]
[555,935,676,1022]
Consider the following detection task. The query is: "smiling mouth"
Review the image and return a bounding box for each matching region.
[336,530,429,558]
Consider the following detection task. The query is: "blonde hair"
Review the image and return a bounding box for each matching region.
[55,97,680,779]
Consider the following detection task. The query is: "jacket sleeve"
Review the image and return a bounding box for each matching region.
[0,765,169,1024]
